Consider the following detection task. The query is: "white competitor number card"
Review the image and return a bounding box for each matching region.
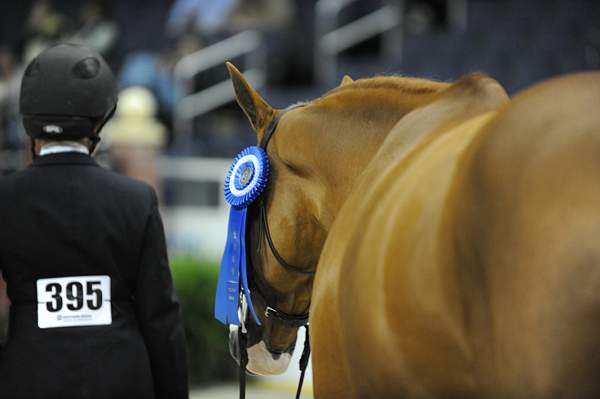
[37,275,112,329]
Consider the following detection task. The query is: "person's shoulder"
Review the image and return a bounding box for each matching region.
[0,168,35,209]
[96,168,157,203]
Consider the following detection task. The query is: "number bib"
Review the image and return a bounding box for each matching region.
[36,275,112,329]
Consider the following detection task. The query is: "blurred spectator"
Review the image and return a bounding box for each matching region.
[23,0,71,63]
[0,48,15,147]
[0,47,24,154]
[229,0,293,32]
[69,0,119,59]
[166,0,239,40]
[405,0,451,34]
[0,47,13,315]
[103,87,167,192]
[405,1,437,34]
[119,34,203,130]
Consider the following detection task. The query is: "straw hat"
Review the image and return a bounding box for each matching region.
[104,86,165,147]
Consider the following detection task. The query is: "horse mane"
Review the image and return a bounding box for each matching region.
[324,75,449,98]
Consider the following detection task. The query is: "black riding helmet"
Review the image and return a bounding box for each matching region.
[20,43,117,152]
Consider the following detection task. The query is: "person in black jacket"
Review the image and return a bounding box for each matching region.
[0,43,189,399]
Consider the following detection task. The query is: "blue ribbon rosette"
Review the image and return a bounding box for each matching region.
[215,146,269,326]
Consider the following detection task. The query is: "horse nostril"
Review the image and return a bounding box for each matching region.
[272,352,281,360]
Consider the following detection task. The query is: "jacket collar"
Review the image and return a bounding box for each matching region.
[31,152,99,167]
[39,141,90,156]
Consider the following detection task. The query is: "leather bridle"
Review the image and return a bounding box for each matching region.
[254,105,315,327]
[238,105,313,399]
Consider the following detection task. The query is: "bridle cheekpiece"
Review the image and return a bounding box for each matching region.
[214,106,313,399]
[215,106,313,328]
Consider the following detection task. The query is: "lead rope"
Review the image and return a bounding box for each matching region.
[295,325,311,399]
[239,327,248,399]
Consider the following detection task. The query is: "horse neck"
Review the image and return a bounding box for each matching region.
[305,74,510,232]
[304,91,435,230]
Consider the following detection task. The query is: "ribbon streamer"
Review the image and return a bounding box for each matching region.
[215,207,261,325]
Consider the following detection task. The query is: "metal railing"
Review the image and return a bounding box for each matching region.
[158,156,231,259]
[158,156,231,209]
[314,0,404,86]
[173,30,267,138]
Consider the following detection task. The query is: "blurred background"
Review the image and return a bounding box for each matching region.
[0,0,598,396]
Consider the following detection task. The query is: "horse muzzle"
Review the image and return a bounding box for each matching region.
[229,325,293,375]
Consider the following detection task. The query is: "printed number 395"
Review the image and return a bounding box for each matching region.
[45,281,103,312]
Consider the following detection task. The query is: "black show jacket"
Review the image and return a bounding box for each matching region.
[0,152,188,399]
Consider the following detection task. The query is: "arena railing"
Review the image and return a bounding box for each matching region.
[157,155,232,259]
[314,0,405,86]
[173,30,267,138]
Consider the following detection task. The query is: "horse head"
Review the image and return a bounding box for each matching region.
[225,63,454,375]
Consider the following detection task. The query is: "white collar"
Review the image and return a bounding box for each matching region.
[39,141,90,156]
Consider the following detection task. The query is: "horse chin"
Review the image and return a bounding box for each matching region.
[246,341,292,375]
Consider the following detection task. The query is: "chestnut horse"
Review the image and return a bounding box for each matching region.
[226,62,600,398]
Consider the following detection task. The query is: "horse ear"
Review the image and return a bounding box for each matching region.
[341,75,354,86]
[226,62,274,131]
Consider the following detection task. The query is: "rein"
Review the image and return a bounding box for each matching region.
[256,105,314,325]
[257,105,316,279]
[238,106,314,399]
